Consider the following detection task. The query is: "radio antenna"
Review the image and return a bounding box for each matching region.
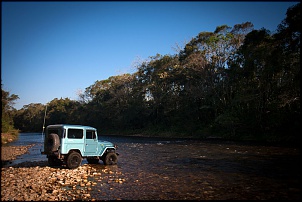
[42,104,47,143]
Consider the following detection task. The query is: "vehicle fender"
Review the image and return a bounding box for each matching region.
[99,147,116,157]
[67,149,83,157]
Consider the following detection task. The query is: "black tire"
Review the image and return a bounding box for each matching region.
[103,152,118,165]
[47,133,60,152]
[66,152,82,169]
[87,157,99,164]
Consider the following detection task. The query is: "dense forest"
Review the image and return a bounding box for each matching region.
[3,3,300,143]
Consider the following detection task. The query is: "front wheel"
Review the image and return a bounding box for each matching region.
[66,152,82,169]
[103,152,118,165]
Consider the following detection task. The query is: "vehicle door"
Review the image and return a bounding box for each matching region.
[65,128,84,154]
[84,130,98,156]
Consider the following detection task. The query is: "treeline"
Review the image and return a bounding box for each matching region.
[2,87,19,137]
[12,3,300,142]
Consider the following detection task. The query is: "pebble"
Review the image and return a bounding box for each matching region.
[1,163,105,201]
[1,144,35,162]
[2,144,126,202]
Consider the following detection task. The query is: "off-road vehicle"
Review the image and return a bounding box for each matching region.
[41,124,118,169]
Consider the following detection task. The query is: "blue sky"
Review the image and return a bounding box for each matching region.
[1,1,298,110]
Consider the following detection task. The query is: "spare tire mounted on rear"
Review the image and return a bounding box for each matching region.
[47,133,60,151]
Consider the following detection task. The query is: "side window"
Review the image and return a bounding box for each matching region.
[86,130,96,139]
[67,129,83,139]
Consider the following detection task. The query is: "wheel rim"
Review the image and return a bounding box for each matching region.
[71,156,80,166]
[107,154,117,165]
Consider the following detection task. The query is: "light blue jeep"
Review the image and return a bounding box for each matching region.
[41,124,118,169]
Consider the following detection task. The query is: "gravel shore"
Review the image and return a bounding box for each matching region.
[1,144,35,163]
[1,145,123,201]
[2,138,300,200]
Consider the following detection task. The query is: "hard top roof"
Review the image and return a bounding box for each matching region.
[46,124,96,130]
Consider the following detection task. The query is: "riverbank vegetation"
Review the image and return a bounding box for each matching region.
[1,87,20,144]
[6,3,300,144]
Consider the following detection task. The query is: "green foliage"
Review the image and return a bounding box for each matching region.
[2,87,19,134]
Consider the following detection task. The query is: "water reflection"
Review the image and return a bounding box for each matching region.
[5,133,300,200]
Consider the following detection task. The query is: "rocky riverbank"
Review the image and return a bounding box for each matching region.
[1,133,19,145]
[1,144,35,163]
[2,136,300,200]
[1,145,125,201]
[2,163,96,201]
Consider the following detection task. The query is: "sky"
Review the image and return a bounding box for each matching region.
[1,1,298,110]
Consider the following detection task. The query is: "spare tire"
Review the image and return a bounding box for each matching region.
[47,133,60,152]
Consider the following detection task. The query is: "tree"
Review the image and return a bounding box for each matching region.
[12,3,299,142]
[274,2,300,109]
[1,86,19,133]
[224,28,276,137]
[176,23,254,133]
[222,3,300,140]
[45,98,81,126]
[13,103,45,132]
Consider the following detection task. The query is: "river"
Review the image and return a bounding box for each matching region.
[5,133,300,200]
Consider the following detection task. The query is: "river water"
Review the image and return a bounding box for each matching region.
[6,133,300,200]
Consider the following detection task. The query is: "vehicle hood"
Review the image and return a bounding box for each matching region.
[98,140,114,147]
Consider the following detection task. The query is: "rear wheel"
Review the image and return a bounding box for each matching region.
[103,152,118,165]
[66,152,82,169]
